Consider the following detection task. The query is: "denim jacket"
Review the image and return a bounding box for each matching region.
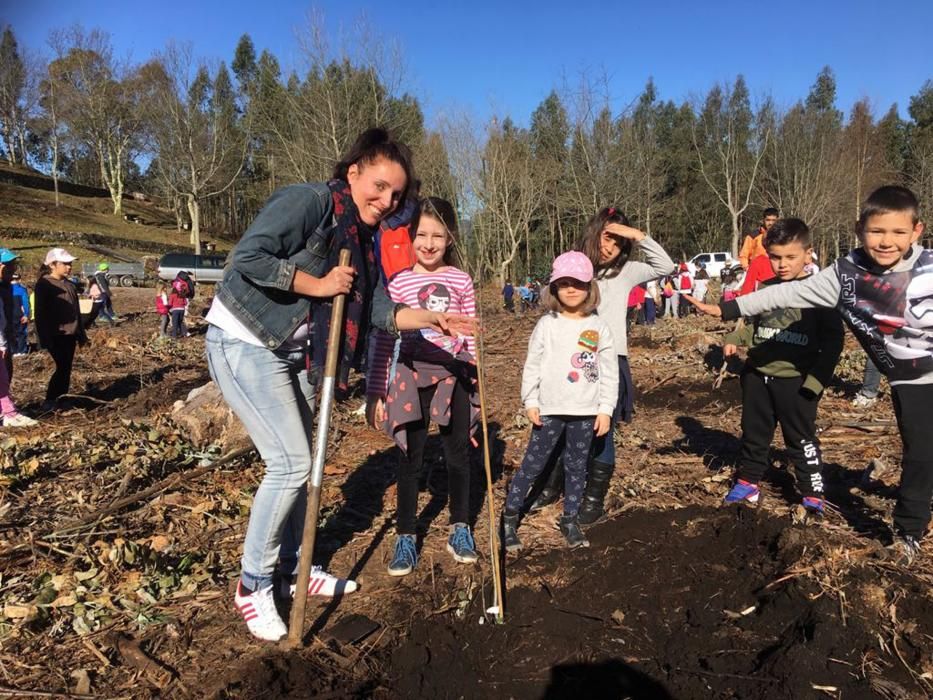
[213,183,401,350]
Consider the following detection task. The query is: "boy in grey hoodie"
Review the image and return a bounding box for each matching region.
[689,186,931,564]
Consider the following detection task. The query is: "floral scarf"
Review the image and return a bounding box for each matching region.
[311,180,379,390]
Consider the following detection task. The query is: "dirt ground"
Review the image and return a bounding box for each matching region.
[1,288,932,699]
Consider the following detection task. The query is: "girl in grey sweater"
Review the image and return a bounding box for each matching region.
[575,207,676,524]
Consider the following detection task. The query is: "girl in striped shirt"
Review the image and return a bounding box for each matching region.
[367,197,478,577]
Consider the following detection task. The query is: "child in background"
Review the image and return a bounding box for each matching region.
[367,197,478,577]
[168,279,188,338]
[502,251,618,550]
[718,219,843,513]
[677,263,694,316]
[627,284,645,333]
[155,283,170,337]
[644,279,660,325]
[662,276,678,318]
[688,186,932,564]
[0,297,36,426]
[10,273,29,355]
[721,268,742,302]
[692,266,710,304]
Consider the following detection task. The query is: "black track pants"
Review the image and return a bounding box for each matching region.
[738,370,824,497]
[396,381,471,534]
[891,383,933,539]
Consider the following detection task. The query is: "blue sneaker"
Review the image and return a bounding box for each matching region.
[724,479,760,505]
[802,496,825,515]
[447,523,479,563]
[387,534,417,577]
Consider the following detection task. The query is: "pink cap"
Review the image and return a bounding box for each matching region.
[550,251,593,284]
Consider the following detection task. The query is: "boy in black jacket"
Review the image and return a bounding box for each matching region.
[720,219,844,513]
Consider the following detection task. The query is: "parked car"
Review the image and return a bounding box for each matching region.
[689,252,736,279]
[157,253,227,284]
[81,262,146,287]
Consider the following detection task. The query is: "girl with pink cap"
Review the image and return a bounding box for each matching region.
[502,250,619,550]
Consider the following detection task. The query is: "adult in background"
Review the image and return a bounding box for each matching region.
[502,279,515,313]
[738,207,779,270]
[35,248,86,411]
[92,263,117,324]
[205,128,473,643]
[0,249,17,379]
[10,273,29,355]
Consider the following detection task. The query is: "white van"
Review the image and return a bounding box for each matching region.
[157,253,227,283]
[689,252,735,279]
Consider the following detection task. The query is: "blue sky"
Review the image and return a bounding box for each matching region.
[4,0,932,127]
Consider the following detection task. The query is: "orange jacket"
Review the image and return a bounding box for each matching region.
[738,228,768,269]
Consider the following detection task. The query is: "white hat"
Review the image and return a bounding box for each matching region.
[44,248,77,265]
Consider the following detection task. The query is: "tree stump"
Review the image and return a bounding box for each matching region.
[171,382,251,451]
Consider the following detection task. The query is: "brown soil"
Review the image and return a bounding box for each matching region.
[1,294,930,699]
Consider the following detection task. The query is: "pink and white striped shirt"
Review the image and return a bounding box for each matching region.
[367,266,476,396]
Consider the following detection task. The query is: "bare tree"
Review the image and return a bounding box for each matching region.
[257,10,422,185]
[758,69,846,255]
[692,77,769,256]
[140,42,249,253]
[471,118,543,283]
[0,25,26,163]
[48,26,144,216]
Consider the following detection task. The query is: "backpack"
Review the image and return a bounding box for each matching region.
[173,271,195,299]
[379,223,415,282]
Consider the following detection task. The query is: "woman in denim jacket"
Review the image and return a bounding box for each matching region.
[205,129,472,642]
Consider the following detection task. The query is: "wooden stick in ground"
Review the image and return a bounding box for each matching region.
[474,322,505,623]
[286,248,352,647]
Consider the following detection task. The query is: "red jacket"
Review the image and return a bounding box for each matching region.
[627,285,646,307]
[155,293,169,315]
[739,254,775,295]
[168,291,187,310]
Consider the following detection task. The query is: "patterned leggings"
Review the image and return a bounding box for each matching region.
[505,415,594,517]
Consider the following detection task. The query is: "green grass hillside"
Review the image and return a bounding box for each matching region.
[0,162,229,270]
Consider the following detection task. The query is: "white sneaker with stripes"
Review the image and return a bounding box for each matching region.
[234,582,286,642]
[280,566,358,599]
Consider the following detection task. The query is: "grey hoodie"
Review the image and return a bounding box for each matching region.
[722,244,933,386]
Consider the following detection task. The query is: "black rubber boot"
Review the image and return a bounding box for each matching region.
[577,460,615,527]
[501,513,522,552]
[559,515,589,549]
[527,459,565,512]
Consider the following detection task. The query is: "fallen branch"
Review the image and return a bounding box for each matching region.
[54,393,115,406]
[115,634,174,689]
[641,370,684,395]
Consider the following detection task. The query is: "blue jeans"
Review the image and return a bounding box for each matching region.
[860,358,881,398]
[14,322,28,354]
[205,325,318,590]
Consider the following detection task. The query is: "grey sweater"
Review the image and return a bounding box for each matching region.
[723,244,933,386]
[595,236,676,356]
[521,313,619,417]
